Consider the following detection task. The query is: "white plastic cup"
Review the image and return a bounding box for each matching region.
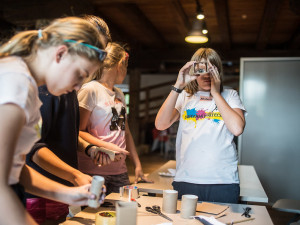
[180,194,198,219]
[162,190,178,214]
[116,201,137,225]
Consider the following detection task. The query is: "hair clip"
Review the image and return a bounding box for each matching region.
[38,29,43,38]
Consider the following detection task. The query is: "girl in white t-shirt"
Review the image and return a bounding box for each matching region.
[155,48,246,203]
[78,42,152,194]
[0,17,107,225]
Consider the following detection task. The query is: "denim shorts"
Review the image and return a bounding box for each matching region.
[172,181,240,204]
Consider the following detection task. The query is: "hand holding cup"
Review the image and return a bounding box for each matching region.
[88,176,105,208]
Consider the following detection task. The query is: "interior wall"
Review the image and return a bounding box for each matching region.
[239,57,300,203]
[123,74,177,117]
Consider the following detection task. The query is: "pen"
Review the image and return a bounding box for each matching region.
[226,217,255,225]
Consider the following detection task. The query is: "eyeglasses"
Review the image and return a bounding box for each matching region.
[241,207,251,218]
[193,61,208,75]
[63,39,107,62]
[110,106,126,131]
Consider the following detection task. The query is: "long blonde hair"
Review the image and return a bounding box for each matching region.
[0,17,106,61]
[185,48,224,95]
[88,42,127,82]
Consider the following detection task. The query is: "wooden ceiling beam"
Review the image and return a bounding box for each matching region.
[213,0,231,50]
[170,0,190,37]
[91,0,192,38]
[116,3,167,47]
[2,0,94,26]
[91,0,160,4]
[256,0,284,50]
[93,8,138,46]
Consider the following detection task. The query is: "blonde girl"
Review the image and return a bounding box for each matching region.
[155,48,246,203]
[0,17,106,225]
[78,42,151,195]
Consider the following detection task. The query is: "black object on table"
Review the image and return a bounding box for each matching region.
[241,207,251,218]
[145,205,173,222]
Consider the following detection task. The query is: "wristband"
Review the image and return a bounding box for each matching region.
[171,85,183,93]
[85,144,96,157]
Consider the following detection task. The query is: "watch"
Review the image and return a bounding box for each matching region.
[85,144,96,157]
[171,85,183,93]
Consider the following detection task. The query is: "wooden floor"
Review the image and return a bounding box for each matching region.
[126,151,299,225]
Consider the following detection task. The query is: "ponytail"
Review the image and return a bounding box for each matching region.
[0,17,106,62]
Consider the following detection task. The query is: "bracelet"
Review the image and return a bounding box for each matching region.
[85,144,96,157]
[171,85,183,93]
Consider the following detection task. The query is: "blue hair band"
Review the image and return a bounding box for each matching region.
[38,29,43,38]
[63,39,107,62]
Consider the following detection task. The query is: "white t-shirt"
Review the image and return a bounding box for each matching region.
[77,81,127,175]
[174,89,246,184]
[0,56,42,185]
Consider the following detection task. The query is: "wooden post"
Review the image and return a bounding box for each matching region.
[128,68,141,146]
[145,87,150,122]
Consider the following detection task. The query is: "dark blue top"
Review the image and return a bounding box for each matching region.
[26,85,79,188]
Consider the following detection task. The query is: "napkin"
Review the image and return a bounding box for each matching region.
[194,215,225,225]
[158,168,176,177]
[167,168,176,176]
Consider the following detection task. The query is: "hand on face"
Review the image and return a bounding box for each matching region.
[207,61,221,95]
[175,61,197,89]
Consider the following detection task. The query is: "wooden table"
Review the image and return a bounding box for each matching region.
[61,193,273,225]
[135,160,268,203]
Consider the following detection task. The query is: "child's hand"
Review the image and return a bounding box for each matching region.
[208,61,221,96]
[174,61,197,90]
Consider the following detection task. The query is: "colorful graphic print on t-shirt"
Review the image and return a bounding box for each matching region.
[182,106,223,127]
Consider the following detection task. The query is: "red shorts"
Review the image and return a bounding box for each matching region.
[26,198,69,224]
